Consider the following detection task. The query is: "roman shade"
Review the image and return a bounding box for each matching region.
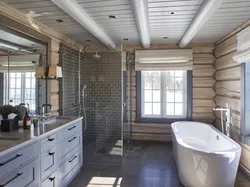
[0,55,39,72]
[135,49,193,71]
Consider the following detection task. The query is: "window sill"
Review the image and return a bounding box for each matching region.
[136,117,191,124]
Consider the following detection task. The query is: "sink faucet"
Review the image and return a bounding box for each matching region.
[213,103,232,137]
[42,104,52,118]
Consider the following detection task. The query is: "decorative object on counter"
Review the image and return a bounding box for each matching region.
[0,105,17,119]
[1,118,19,132]
[14,104,28,121]
[0,105,19,132]
[23,104,31,130]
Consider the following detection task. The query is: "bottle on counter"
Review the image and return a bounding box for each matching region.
[23,109,31,130]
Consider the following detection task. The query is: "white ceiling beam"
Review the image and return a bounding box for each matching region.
[179,0,224,48]
[51,0,116,50]
[129,0,151,48]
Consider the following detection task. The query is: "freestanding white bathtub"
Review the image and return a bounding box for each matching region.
[171,121,241,187]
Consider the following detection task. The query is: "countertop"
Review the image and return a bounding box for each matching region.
[0,116,82,155]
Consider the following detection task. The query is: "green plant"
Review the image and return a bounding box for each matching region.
[0,105,17,119]
[14,105,27,120]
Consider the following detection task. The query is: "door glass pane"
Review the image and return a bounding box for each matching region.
[25,79,31,88]
[10,78,15,88]
[16,79,21,88]
[25,89,31,98]
[16,89,21,98]
[166,77,174,89]
[153,103,160,115]
[175,78,183,89]
[166,103,174,115]
[144,103,152,115]
[175,103,183,115]
[153,77,160,89]
[153,90,160,102]
[145,90,152,102]
[9,89,15,98]
[166,90,174,102]
[175,90,183,102]
[144,78,152,89]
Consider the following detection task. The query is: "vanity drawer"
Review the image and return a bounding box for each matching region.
[59,149,81,181]
[0,142,38,179]
[58,121,82,141]
[59,134,81,164]
[41,146,58,181]
[41,170,58,187]
[0,158,40,187]
[41,133,57,153]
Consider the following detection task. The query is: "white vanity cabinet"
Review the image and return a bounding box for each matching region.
[0,117,83,187]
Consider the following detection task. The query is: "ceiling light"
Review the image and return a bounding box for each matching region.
[123,38,129,41]
[169,12,175,15]
[108,15,116,19]
[163,37,168,39]
[56,19,64,23]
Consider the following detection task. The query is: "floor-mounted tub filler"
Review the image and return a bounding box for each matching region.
[171,121,241,187]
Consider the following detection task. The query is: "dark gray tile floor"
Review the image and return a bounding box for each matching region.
[69,141,250,187]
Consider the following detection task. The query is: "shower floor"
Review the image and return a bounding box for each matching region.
[84,140,122,165]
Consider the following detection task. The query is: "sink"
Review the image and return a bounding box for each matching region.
[40,117,71,126]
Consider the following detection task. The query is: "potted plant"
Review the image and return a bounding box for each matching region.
[0,105,16,119]
[0,105,19,132]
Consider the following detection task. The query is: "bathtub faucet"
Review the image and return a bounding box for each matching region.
[213,104,232,137]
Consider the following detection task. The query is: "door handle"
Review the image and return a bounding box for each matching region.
[48,138,54,142]
[68,126,76,131]
[0,173,23,186]
[0,154,22,167]
[68,136,77,142]
[69,156,77,163]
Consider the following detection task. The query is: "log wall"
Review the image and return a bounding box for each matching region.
[214,24,250,174]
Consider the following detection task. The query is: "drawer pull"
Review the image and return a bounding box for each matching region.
[1,172,23,186]
[48,152,55,156]
[49,177,55,182]
[0,154,22,167]
[69,156,77,163]
[48,138,55,142]
[68,136,77,142]
[68,126,76,131]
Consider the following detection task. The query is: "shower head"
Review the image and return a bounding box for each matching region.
[93,51,101,59]
[83,45,101,59]
[83,85,87,90]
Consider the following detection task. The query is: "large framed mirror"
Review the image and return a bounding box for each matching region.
[0,25,47,117]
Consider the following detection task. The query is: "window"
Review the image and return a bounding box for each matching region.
[4,72,37,112]
[137,70,192,123]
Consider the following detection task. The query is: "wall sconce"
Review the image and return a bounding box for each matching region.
[35,66,46,78]
[48,66,62,79]
[35,66,62,79]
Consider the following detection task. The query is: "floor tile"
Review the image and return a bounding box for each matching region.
[69,141,250,187]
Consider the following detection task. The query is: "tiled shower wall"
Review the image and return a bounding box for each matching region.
[58,44,85,117]
[59,45,122,156]
[83,53,122,144]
